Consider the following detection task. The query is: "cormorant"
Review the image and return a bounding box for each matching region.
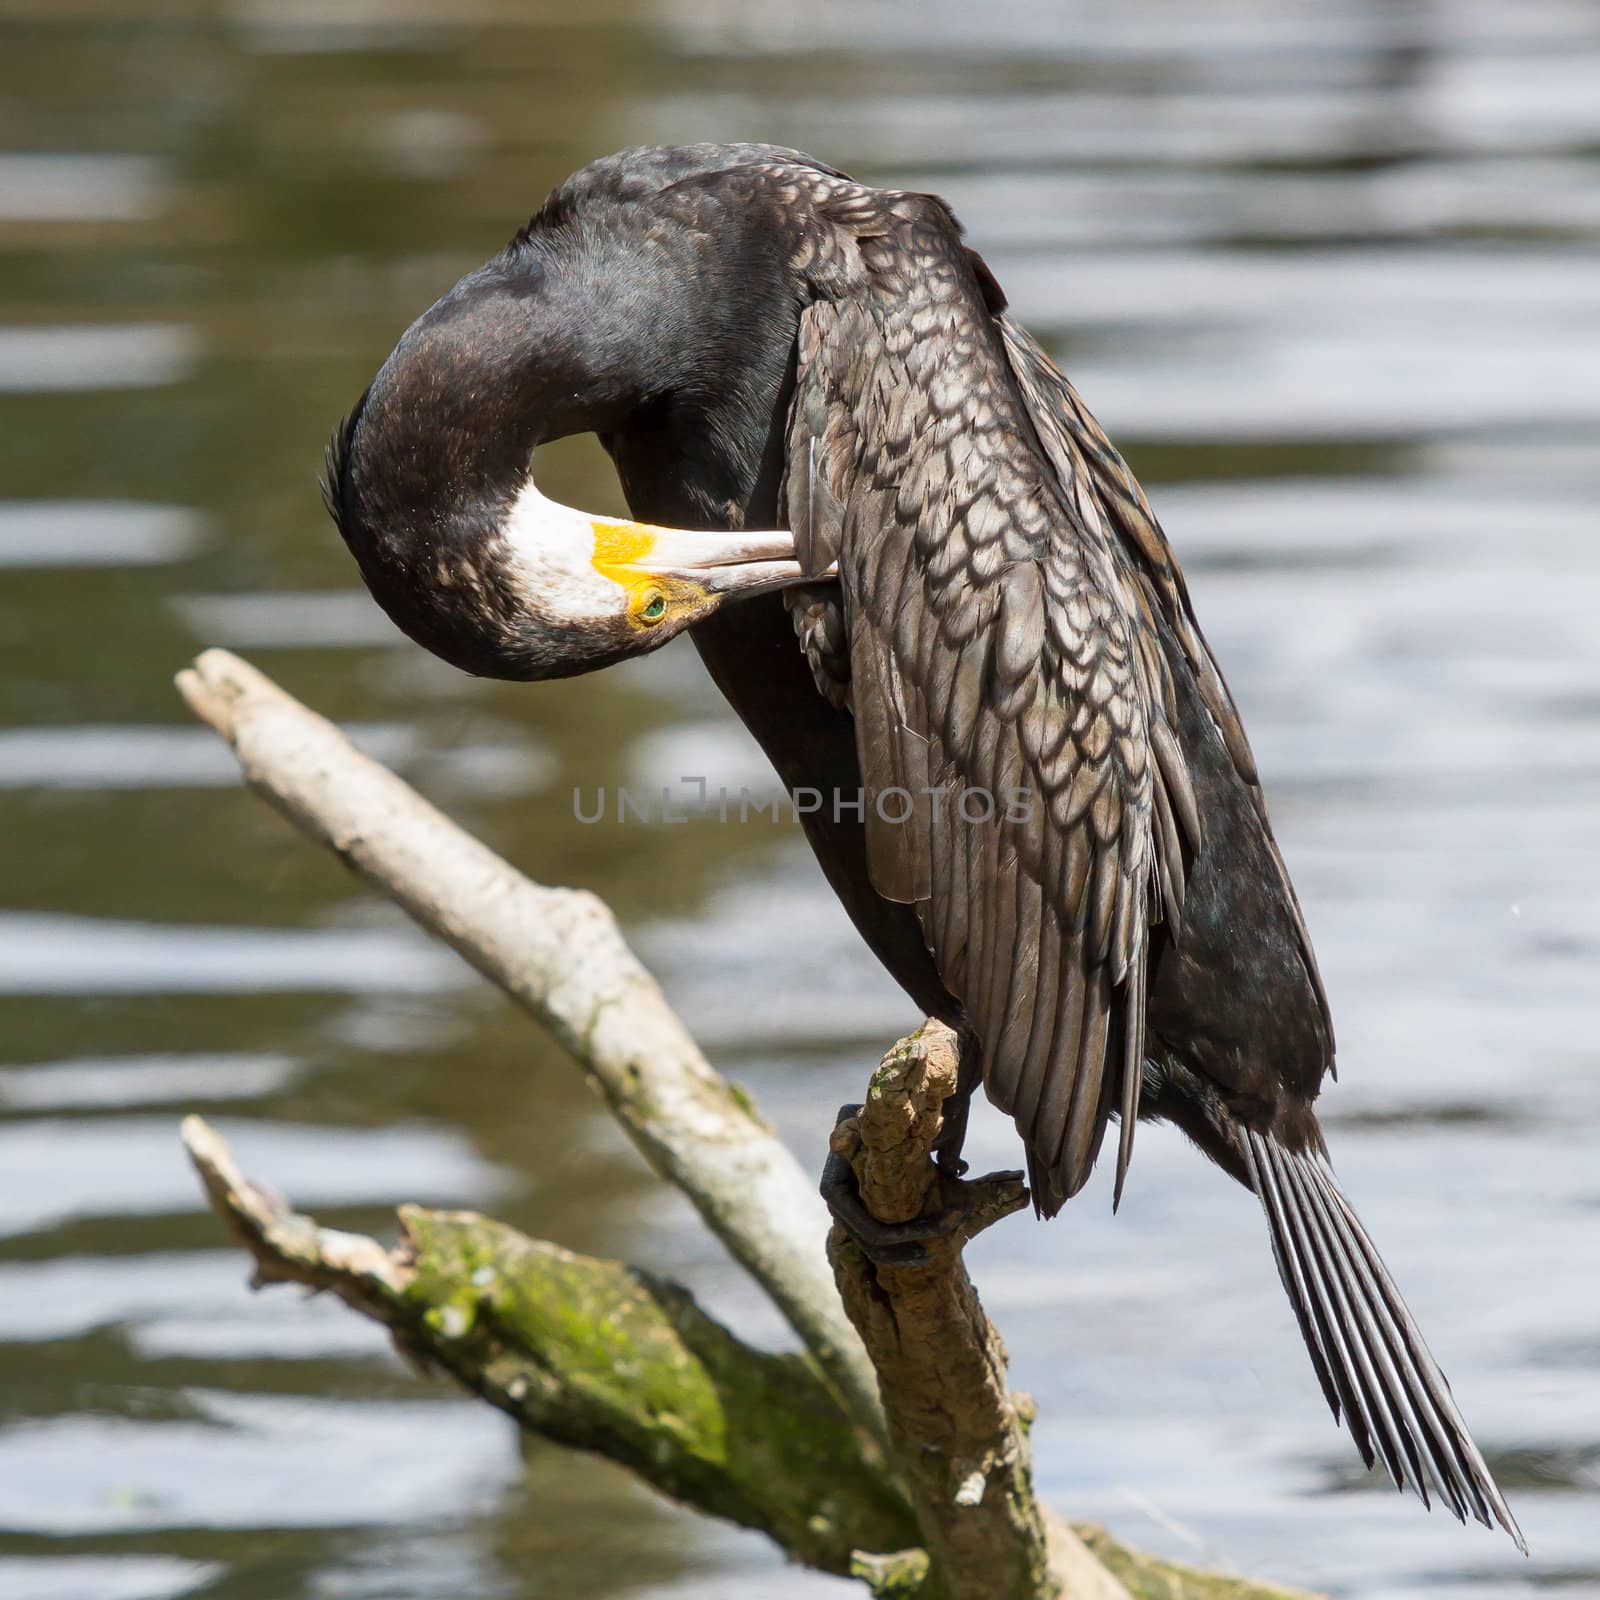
[322,143,1522,1546]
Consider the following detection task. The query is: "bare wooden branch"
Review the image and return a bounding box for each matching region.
[182,1116,1312,1600]
[827,1022,1133,1600]
[181,1117,914,1573]
[176,651,1319,1600]
[175,648,883,1449]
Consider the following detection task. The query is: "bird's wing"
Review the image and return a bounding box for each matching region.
[994,315,1335,1054]
[784,219,1196,1210]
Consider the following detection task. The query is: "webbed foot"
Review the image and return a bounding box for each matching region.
[821,1102,1025,1266]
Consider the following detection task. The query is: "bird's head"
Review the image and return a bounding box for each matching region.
[323,143,844,680]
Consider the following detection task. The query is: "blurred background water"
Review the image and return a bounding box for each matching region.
[1,2,1597,1597]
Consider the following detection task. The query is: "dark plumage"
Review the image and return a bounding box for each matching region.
[324,142,1522,1547]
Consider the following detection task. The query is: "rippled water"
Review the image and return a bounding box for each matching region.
[2,4,1596,1597]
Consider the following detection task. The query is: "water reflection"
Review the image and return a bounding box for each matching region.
[0,327,196,393]
[0,1055,298,1112]
[0,1556,220,1600]
[0,505,203,570]
[0,917,464,995]
[0,1,1596,1597]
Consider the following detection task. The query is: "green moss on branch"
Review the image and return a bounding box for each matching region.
[182,1113,911,1577]
[1072,1525,1317,1600]
[183,1116,1317,1600]
[397,1209,916,1573]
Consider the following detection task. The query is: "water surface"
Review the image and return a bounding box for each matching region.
[1,3,1596,1597]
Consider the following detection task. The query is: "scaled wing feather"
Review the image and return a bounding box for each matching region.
[783,205,1192,1209]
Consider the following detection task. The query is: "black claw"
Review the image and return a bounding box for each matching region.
[820,1102,958,1264]
[820,1098,1026,1266]
[821,1146,962,1265]
[929,1035,983,1180]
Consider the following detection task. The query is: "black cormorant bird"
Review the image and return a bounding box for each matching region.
[323,143,1521,1546]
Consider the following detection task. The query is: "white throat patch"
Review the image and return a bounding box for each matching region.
[499,476,622,625]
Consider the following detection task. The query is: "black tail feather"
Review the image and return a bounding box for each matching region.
[1242,1129,1525,1552]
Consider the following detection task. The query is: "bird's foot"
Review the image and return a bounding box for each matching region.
[821,1102,1026,1266]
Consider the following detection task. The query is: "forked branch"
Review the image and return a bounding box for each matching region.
[175,650,1316,1600]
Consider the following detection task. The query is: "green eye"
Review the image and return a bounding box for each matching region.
[640,593,667,622]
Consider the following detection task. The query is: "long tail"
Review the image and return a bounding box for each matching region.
[1241,1129,1525,1551]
